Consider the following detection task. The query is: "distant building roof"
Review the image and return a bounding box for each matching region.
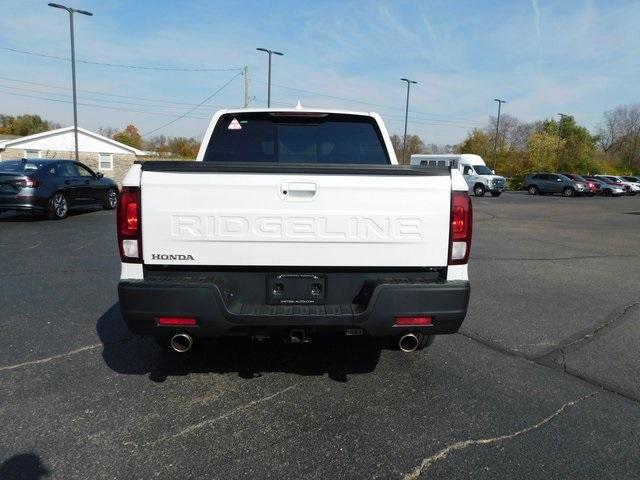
[0,126,146,156]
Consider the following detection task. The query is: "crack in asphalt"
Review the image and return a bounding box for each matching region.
[402,393,597,480]
[461,301,640,403]
[127,384,299,448]
[551,302,640,354]
[0,336,139,372]
[0,343,102,371]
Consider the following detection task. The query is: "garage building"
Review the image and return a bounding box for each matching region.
[0,126,147,185]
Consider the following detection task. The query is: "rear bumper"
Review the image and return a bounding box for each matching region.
[0,194,48,211]
[118,278,470,338]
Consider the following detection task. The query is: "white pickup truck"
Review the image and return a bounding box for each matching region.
[117,108,472,353]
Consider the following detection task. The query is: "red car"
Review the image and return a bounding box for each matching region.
[561,173,598,196]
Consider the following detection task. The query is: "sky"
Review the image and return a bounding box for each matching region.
[0,0,638,145]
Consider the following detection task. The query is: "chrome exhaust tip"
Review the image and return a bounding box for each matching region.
[398,332,420,352]
[170,332,194,353]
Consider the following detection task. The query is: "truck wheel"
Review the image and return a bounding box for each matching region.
[103,188,118,210]
[47,192,68,220]
[563,187,575,197]
[528,185,539,195]
[491,192,502,197]
[473,184,486,197]
[416,335,435,350]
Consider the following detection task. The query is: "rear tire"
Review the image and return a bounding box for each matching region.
[103,188,118,210]
[490,191,501,197]
[416,335,435,351]
[563,187,575,197]
[528,185,539,195]
[47,192,68,220]
[473,184,486,197]
[603,189,612,197]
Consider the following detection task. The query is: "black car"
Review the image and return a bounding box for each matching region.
[0,159,118,219]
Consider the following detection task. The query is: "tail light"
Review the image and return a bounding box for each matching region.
[117,186,141,263]
[9,178,40,188]
[394,316,432,326]
[158,316,197,326]
[449,191,472,265]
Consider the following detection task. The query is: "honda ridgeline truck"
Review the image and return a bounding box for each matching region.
[117,108,472,353]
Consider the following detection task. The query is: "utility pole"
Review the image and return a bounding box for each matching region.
[48,3,92,162]
[492,99,507,171]
[243,66,250,107]
[401,78,418,164]
[256,48,284,107]
[557,113,568,171]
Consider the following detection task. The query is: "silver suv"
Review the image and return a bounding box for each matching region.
[522,173,587,197]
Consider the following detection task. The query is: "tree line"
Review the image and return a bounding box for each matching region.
[3,103,639,170]
[392,103,640,180]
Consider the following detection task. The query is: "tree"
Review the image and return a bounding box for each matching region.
[526,130,560,173]
[390,134,425,164]
[548,116,599,173]
[597,104,640,171]
[169,137,199,158]
[113,124,143,149]
[457,129,491,158]
[0,114,57,136]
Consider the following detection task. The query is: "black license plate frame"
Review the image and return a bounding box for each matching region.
[267,274,327,305]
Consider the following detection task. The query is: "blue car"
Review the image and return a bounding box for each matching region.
[0,159,118,219]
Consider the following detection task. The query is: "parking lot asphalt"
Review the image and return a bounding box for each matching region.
[1,194,639,479]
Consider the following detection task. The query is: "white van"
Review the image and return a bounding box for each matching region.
[410,154,506,197]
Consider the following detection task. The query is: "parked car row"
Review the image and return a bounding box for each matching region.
[0,159,119,219]
[522,173,639,197]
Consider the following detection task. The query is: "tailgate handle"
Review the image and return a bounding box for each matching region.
[282,182,316,199]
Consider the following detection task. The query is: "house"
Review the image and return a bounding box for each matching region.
[0,126,147,185]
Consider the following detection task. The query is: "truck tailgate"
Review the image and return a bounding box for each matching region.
[140,165,451,267]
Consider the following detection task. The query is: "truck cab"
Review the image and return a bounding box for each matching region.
[411,154,506,197]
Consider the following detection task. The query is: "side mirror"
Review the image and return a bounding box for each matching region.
[557,178,562,182]
[95,172,104,179]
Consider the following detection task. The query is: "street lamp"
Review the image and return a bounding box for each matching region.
[49,3,93,163]
[400,78,418,164]
[556,113,569,170]
[492,98,507,171]
[256,48,284,107]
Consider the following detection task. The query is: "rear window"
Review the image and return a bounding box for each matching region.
[203,113,390,164]
[0,160,46,173]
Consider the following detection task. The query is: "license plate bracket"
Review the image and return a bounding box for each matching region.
[267,274,326,305]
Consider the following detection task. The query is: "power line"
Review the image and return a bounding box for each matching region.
[0,89,210,120]
[1,46,243,72]
[142,72,243,136]
[0,75,218,108]
[262,97,482,129]
[0,82,219,113]
[268,82,484,125]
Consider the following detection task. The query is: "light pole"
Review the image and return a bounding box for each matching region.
[256,48,283,107]
[492,98,506,171]
[401,78,418,164]
[49,3,92,163]
[556,113,568,170]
